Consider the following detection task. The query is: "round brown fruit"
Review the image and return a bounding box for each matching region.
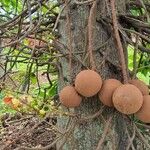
[99,79,122,107]
[59,86,82,107]
[136,95,150,123]
[112,84,143,114]
[129,79,149,95]
[75,70,102,97]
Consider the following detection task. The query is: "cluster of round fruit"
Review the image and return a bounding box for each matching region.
[59,69,150,123]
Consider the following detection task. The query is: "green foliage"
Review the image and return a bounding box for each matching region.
[32,78,57,99]
[0,0,22,15]
[128,45,149,85]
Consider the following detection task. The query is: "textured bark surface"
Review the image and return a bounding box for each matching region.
[56,0,129,149]
[0,39,4,79]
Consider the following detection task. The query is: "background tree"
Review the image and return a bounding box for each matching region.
[0,0,149,150]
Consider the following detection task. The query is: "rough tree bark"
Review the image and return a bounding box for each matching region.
[0,39,4,79]
[56,0,131,149]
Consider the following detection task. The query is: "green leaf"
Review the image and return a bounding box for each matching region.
[30,73,37,85]
[48,80,57,97]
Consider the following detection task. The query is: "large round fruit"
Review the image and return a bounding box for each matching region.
[136,95,150,123]
[59,86,82,107]
[99,79,122,107]
[129,79,149,95]
[112,84,143,114]
[75,70,102,97]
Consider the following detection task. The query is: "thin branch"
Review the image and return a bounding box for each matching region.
[88,0,97,70]
[110,0,128,83]
[134,124,150,149]
[126,125,136,150]
[96,115,113,150]
[75,0,95,5]
[132,35,139,79]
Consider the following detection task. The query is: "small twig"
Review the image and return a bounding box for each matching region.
[7,116,32,124]
[52,4,66,32]
[75,0,95,5]
[134,124,150,149]
[0,63,17,87]
[136,122,150,130]
[18,135,62,150]
[132,35,139,79]
[44,121,64,135]
[126,125,136,150]
[96,115,113,150]
[79,106,105,122]
[122,27,150,44]
[54,39,87,67]
[121,32,150,54]
[138,0,150,23]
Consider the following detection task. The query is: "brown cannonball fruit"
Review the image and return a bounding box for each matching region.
[98,79,122,107]
[59,86,82,107]
[136,95,150,123]
[112,84,143,114]
[75,70,102,97]
[129,79,149,95]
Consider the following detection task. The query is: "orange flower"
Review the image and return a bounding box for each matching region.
[3,97,13,105]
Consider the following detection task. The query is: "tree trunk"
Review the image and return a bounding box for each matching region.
[0,39,4,79]
[56,0,130,149]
